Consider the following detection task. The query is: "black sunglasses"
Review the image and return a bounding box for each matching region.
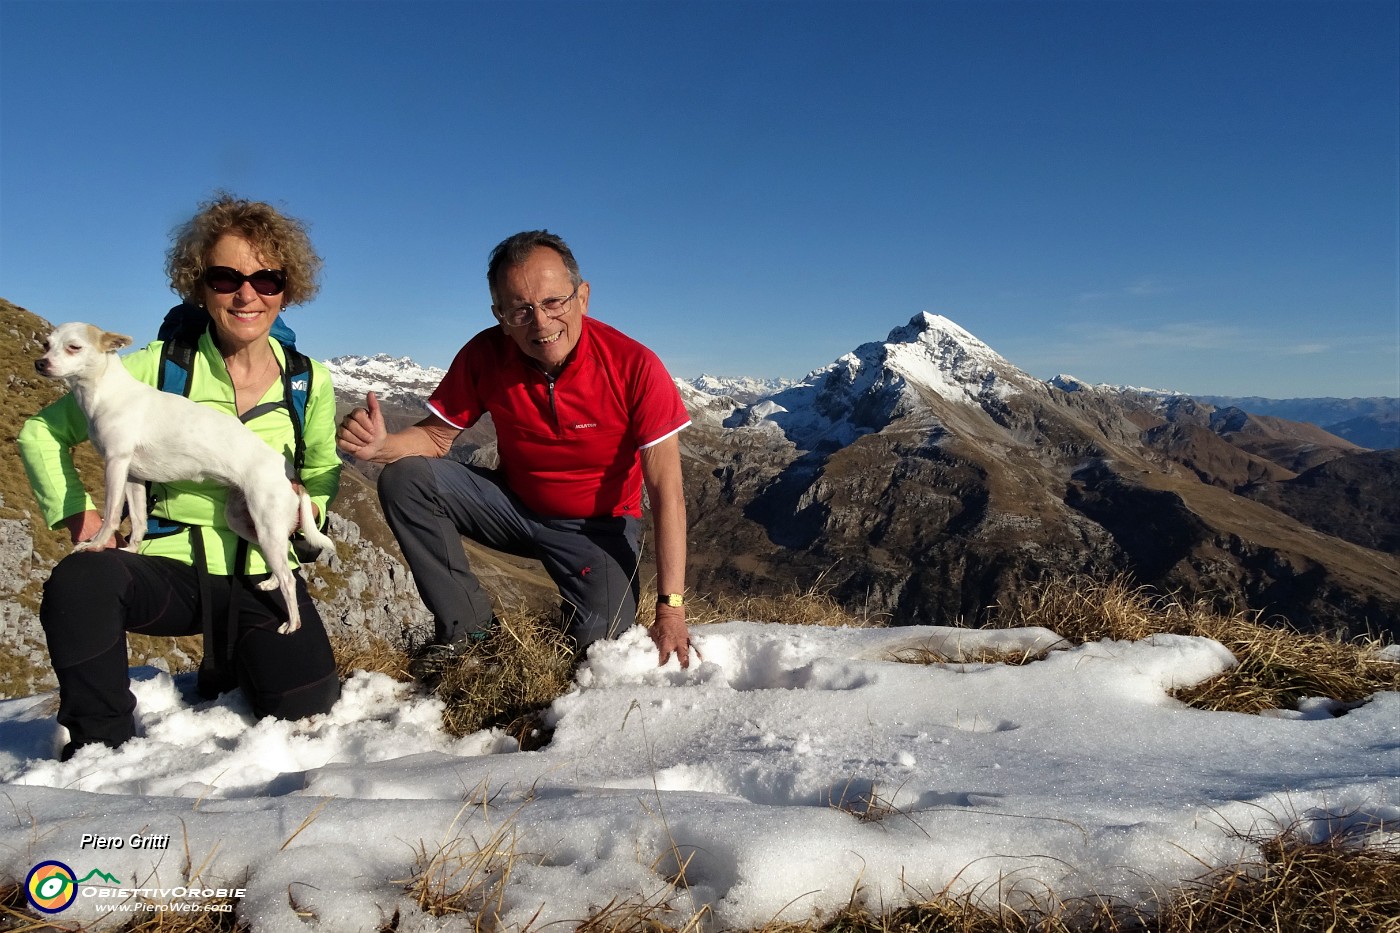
[203,266,287,297]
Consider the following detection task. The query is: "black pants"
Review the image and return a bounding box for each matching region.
[40,549,341,750]
[378,457,642,649]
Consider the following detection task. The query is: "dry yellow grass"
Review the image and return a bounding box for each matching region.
[397,802,523,922]
[752,826,1400,933]
[331,610,573,747]
[330,630,410,681]
[1151,829,1400,933]
[679,573,889,630]
[988,575,1400,714]
[392,607,579,746]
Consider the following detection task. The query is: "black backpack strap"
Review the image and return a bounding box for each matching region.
[191,528,221,698]
[224,348,311,476]
[193,530,248,701]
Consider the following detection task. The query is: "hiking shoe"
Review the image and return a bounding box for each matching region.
[408,619,501,687]
[409,635,499,688]
[408,641,470,684]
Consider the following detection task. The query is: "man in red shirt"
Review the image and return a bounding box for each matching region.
[337,231,694,671]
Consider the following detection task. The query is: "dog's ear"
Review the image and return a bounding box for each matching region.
[100,331,133,353]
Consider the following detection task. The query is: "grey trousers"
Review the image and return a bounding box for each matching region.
[377,456,642,649]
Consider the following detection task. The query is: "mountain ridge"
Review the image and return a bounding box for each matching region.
[323,321,1397,451]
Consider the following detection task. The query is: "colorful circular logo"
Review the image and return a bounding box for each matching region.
[25,860,77,914]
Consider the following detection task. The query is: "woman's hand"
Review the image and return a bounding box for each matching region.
[64,510,125,550]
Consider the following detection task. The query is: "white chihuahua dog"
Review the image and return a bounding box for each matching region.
[35,322,334,634]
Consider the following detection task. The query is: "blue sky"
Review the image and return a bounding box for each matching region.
[2,0,1396,398]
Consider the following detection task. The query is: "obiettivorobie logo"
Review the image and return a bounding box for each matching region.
[24,860,244,917]
[25,861,120,914]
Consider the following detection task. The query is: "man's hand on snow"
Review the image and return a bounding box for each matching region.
[650,606,695,669]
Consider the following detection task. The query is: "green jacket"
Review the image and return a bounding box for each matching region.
[18,332,340,576]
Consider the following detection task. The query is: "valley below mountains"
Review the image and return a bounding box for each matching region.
[1,297,1395,696]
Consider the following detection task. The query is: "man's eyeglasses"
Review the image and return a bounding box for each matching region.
[495,285,579,327]
[204,266,287,297]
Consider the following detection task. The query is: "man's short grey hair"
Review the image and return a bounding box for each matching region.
[487,230,583,305]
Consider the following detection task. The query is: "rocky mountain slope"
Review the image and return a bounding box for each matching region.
[1239,449,1400,554]
[675,313,1398,638]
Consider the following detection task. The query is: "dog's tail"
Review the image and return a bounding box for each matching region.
[295,494,335,562]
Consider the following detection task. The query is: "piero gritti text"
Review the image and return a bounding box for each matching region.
[81,833,170,850]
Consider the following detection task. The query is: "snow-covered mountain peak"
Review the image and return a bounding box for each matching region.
[875,311,1020,394]
[1049,373,1092,392]
[726,313,1038,451]
[807,312,1029,406]
[325,353,446,407]
[885,312,997,356]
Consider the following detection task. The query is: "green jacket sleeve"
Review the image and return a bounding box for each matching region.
[17,393,93,530]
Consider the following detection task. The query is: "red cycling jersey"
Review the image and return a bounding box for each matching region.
[427,317,691,519]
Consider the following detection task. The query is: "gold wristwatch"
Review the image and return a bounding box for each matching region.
[657,593,685,608]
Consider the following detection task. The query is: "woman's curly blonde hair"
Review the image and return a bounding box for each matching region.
[165,193,323,307]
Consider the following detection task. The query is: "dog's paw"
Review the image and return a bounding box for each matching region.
[256,578,280,592]
[72,541,95,553]
[277,620,301,636]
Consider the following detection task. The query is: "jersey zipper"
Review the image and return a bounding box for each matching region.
[545,372,560,432]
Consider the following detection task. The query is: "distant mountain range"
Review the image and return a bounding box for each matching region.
[325,312,1400,638]
[1041,377,1398,451]
[1193,395,1397,450]
[324,353,446,413]
[327,343,1399,453]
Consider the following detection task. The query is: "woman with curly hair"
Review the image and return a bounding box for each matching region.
[19,193,342,760]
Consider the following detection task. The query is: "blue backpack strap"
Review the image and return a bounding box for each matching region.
[156,303,206,398]
[269,315,308,469]
[281,346,311,473]
[239,349,310,472]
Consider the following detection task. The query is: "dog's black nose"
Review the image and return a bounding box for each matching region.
[33,360,45,374]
